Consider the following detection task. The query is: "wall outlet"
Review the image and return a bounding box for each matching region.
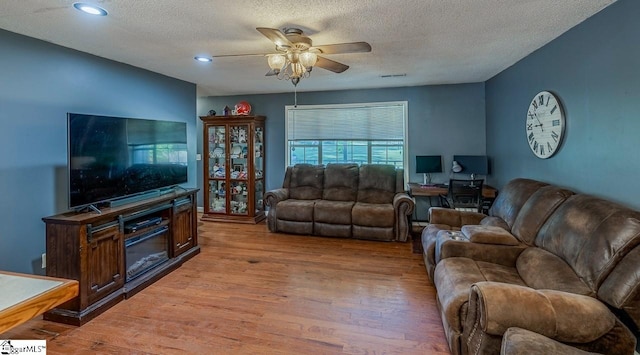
[41,253,46,269]
[196,153,202,161]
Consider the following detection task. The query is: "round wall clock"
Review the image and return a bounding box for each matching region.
[526,90,565,159]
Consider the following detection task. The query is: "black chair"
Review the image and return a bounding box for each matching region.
[439,179,484,212]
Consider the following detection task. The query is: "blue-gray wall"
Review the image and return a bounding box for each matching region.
[198,83,486,220]
[0,29,197,274]
[486,0,639,209]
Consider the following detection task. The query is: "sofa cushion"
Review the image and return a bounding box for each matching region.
[479,216,510,230]
[488,178,548,229]
[314,200,354,224]
[461,225,519,245]
[276,199,316,221]
[322,163,359,201]
[435,257,526,333]
[516,247,593,296]
[510,186,574,245]
[289,164,324,200]
[501,327,604,355]
[352,202,394,227]
[534,194,640,291]
[356,164,397,204]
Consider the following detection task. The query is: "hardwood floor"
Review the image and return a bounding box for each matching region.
[3,220,449,354]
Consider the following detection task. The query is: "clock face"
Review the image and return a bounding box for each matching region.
[526,91,565,159]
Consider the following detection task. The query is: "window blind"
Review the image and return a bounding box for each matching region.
[286,103,405,141]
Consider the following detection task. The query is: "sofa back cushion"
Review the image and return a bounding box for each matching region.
[488,178,548,229]
[322,164,359,201]
[510,186,574,245]
[288,164,325,200]
[535,194,640,293]
[357,164,397,204]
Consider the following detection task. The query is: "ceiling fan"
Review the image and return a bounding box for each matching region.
[212,27,372,86]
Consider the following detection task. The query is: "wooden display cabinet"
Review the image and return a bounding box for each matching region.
[42,188,199,325]
[200,115,266,223]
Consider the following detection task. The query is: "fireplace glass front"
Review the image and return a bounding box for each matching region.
[125,225,169,281]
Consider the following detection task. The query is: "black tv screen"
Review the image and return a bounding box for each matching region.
[68,113,188,209]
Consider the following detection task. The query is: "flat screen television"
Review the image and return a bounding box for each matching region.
[68,113,188,209]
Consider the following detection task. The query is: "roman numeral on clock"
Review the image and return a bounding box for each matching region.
[527,123,533,130]
[547,142,553,152]
[539,95,544,105]
[551,130,559,142]
[540,145,545,155]
[550,105,557,115]
[528,132,535,143]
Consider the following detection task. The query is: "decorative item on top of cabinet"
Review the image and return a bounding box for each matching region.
[200,115,266,223]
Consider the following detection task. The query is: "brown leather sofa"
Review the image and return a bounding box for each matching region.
[264,163,414,242]
[424,178,640,354]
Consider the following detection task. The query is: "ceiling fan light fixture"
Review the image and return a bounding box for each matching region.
[291,63,305,77]
[299,52,317,68]
[267,54,286,70]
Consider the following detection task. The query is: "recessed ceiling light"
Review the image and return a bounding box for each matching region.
[73,3,108,16]
[194,56,213,63]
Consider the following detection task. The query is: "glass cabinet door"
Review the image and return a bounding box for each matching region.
[229,124,249,215]
[254,126,265,213]
[208,125,226,213]
[201,115,266,223]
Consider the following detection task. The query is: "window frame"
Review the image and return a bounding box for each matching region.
[285,101,409,182]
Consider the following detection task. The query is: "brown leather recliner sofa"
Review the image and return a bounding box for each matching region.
[264,163,415,242]
[423,178,640,354]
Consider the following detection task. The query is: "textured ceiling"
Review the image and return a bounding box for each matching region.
[0,0,616,96]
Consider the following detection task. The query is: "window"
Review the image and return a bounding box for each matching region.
[285,102,408,171]
[131,144,188,165]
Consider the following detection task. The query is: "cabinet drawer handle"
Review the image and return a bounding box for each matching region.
[90,274,120,293]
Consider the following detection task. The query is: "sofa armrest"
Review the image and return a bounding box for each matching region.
[264,188,289,207]
[393,192,415,242]
[461,225,520,245]
[428,207,486,227]
[264,188,289,232]
[463,282,627,355]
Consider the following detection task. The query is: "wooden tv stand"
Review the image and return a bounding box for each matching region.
[42,188,199,326]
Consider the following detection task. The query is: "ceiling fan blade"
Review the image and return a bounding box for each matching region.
[315,56,349,73]
[313,42,372,54]
[265,69,278,76]
[211,53,269,58]
[256,27,293,48]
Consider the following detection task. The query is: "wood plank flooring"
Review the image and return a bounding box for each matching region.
[2,220,449,354]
